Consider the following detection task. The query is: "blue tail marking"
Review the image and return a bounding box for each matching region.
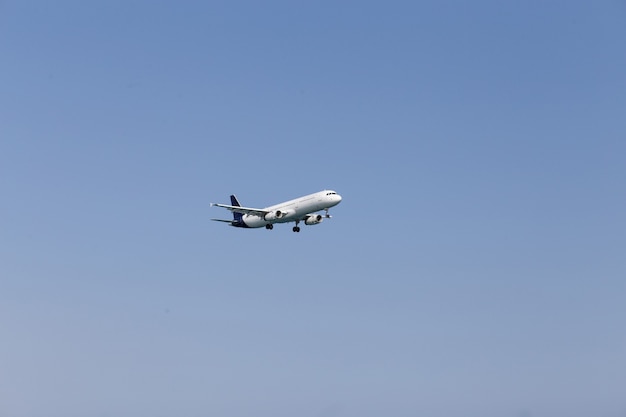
[230,195,244,222]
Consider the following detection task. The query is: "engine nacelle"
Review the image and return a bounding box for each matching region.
[264,209,293,221]
[264,210,283,221]
[305,214,324,225]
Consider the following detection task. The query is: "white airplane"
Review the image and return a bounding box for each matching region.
[211,190,342,232]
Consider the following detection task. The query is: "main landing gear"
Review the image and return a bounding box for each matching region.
[265,221,302,232]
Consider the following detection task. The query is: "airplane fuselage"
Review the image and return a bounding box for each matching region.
[242,190,341,228]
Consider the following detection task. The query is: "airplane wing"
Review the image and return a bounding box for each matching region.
[210,218,235,223]
[210,203,269,216]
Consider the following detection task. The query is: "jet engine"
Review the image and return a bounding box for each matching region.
[304,214,324,225]
[264,209,293,221]
[264,210,284,221]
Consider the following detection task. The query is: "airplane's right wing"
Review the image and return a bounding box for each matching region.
[210,218,235,223]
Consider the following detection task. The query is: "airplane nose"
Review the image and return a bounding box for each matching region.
[336,194,342,203]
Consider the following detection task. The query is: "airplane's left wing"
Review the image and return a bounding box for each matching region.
[210,203,269,216]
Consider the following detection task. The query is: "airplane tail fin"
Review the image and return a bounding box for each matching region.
[230,195,243,222]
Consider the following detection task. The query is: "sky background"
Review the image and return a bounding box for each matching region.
[1,1,626,416]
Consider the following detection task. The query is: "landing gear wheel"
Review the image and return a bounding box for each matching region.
[292,226,300,232]
[265,224,273,230]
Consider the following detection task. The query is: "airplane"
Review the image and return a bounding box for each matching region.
[211,190,342,232]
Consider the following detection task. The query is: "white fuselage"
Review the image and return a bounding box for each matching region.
[243,190,342,228]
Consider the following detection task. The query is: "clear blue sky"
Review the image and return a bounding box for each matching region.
[1,1,625,416]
